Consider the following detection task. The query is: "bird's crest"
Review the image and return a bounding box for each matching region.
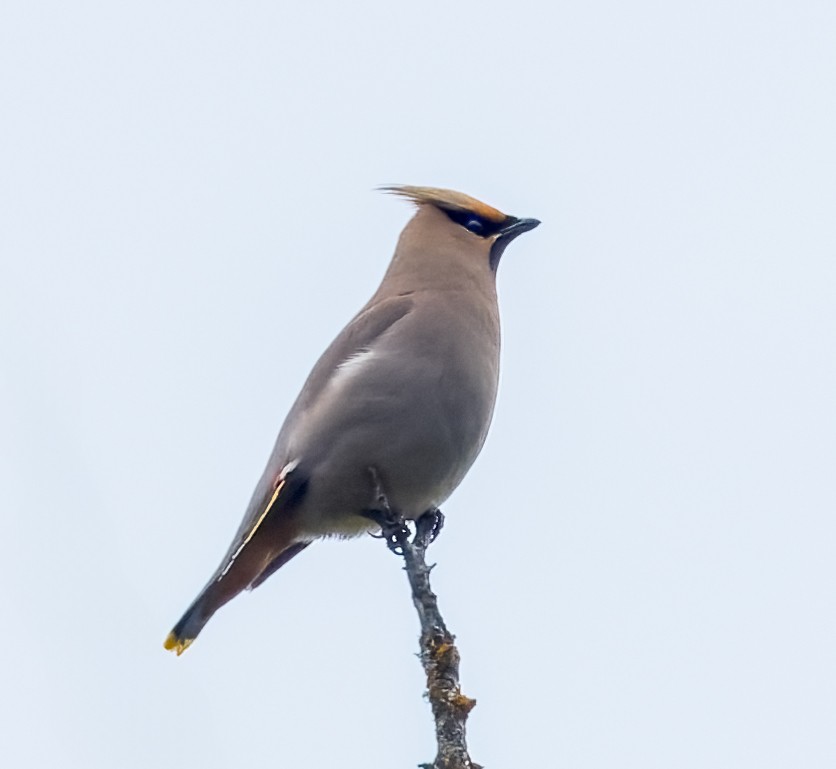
[380,185,509,224]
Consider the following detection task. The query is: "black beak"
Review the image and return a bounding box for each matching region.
[490,217,541,270]
[501,217,541,238]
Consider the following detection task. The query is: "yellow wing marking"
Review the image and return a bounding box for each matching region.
[218,477,287,579]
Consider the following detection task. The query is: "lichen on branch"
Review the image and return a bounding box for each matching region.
[375,507,480,769]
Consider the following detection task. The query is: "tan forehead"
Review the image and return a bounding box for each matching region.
[381,185,509,224]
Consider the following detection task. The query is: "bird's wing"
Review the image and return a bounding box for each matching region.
[218,294,416,563]
[283,294,415,419]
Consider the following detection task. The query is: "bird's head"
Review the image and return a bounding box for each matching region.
[381,185,540,273]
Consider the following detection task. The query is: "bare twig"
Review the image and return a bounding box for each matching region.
[365,472,479,769]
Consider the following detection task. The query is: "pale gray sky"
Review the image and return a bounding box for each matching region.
[1,2,835,767]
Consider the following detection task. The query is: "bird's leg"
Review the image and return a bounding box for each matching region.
[362,467,410,555]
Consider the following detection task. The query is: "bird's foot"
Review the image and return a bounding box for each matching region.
[363,469,445,554]
[362,507,410,554]
[416,508,445,546]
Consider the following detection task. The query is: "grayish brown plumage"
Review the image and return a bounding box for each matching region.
[165,185,539,654]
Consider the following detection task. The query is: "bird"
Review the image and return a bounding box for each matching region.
[164,185,539,655]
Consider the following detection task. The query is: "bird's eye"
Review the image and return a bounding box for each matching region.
[465,218,484,235]
[442,207,503,237]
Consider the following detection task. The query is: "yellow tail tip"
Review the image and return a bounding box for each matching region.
[164,631,194,656]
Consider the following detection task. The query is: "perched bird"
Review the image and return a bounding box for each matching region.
[164,186,539,655]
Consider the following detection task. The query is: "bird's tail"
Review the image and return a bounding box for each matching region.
[164,469,311,656]
[164,580,230,656]
[163,537,311,655]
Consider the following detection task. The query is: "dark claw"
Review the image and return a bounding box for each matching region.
[360,508,410,555]
[427,508,445,543]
